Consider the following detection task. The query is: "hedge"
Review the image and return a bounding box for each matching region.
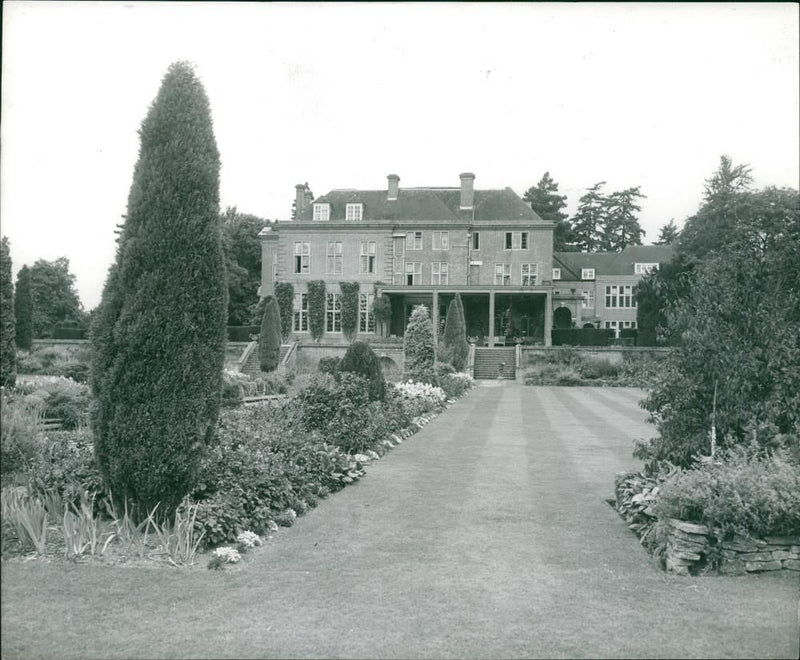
[227,326,260,342]
[551,328,615,346]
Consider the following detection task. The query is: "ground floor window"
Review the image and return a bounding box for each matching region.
[326,293,341,332]
[292,293,308,332]
[359,293,375,332]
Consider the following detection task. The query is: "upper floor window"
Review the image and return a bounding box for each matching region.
[405,262,422,285]
[293,241,310,274]
[552,268,561,280]
[326,241,343,275]
[345,203,363,222]
[581,268,595,280]
[431,262,449,285]
[313,203,330,222]
[471,232,480,250]
[293,293,308,332]
[432,231,449,250]
[360,241,376,274]
[406,231,422,251]
[521,263,538,286]
[505,231,529,250]
[494,263,511,285]
[581,289,595,308]
[605,284,635,309]
[635,262,659,275]
[359,293,375,332]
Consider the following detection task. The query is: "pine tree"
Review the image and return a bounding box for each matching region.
[90,62,227,516]
[654,219,680,245]
[1,237,16,388]
[14,265,33,351]
[601,187,646,251]
[522,172,573,251]
[441,293,469,371]
[570,182,606,252]
[403,305,437,384]
[259,296,281,372]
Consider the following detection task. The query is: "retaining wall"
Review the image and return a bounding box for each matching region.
[522,345,672,365]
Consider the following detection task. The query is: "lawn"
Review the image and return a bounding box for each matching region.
[2,384,798,659]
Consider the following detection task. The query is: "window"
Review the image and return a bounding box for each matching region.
[622,320,637,329]
[405,231,422,250]
[326,241,343,275]
[359,293,375,332]
[431,262,449,285]
[521,263,538,286]
[494,263,511,285]
[605,284,635,309]
[552,268,561,280]
[432,231,449,250]
[635,262,659,275]
[581,268,595,280]
[359,241,377,274]
[581,289,595,308]
[405,262,422,285]
[505,231,529,250]
[471,232,480,250]
[326,293,341,332]
[293,241,310,274]
[313,204,330,221]
[292,293,308,332]
[345,203,363,221]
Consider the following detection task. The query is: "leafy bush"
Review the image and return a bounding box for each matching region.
[15,376,90,429]
[392,380,446,417]
[403,305,437,385]
[438,372,474,399]
[318,356,340,375]
[1,392,44,478]
[227,326,260,342]
[579,358,619,380]
[340,341,385,401]
[551,328,614,346]
[653,444,800,538]
[524,364,583,386]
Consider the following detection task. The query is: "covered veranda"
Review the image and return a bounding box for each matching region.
[376,285,554,346]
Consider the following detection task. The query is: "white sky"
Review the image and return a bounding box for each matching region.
[2,1,798,310]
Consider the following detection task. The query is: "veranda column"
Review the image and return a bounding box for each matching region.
[488,290,496,347]
[544,291,553,346]
[431,290,439,342]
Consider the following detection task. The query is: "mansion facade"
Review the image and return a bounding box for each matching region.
[259,173,672,346]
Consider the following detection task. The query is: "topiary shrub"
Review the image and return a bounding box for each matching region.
[440,293,468,370]
[403,305,437,385]
[340,341,385,401]
[258,296,281,372]
[340,282,360,343]
[307,280,326,342]
[273,282,294,342]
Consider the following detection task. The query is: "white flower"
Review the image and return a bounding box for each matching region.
[236,530,262,548]
[212,546,242,563]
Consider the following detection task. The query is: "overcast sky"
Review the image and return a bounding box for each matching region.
[2,2,798,310]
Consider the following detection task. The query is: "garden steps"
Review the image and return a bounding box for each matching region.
[240,343,291,377]
[472,347,516,379]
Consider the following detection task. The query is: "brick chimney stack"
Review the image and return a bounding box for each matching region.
[295,184,306,219]
[459,172,475,209]
[387,174,400,201]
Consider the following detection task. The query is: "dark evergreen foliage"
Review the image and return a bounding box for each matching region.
[220,207,265,326]
[600,187,646,251]
[340,281,360,343]
[273,282,294,341]
[340,340,385,401]
[403,305,437,384]
[570,182,606,252]
[654,219,680,245]
[259,296,281,372]
[307,280,326,341]
[522,172,574,251]
[28,257,84,337]
[371,293,392,337]
[440,293,468,370]
[90,61,228,516]
[1,237,16,388]
[14,265,33,351]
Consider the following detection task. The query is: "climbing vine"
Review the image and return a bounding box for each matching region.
[340,281,360,343]
[273,281,294,342]
[307,280,326,341]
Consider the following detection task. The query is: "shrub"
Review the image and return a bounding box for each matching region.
[90,62,228,516]
[1,392,44,478]
[318,356,340,375]
[371,294,392,337]
[307,281,326,341]
[1,236,15,388]
[340,282,360,343]
[440,294,469,370]
[392,380,447,417]
[340,341,385,401]
[227,326,260,342]
[653,445,800,538]
[403,305,437,385]
[551,328,615,346]
[258,296,281,372]
[579,358,619,380]
[438,372,474,399]
[273,282,294,342]
[524,364,583,386]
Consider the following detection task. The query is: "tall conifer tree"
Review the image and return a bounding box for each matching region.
[523,172,573,251]
[0,237,16,388]
[90,62,227,515]
[14,265,33,351]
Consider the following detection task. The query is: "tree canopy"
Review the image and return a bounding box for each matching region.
[220,207,266,325]
[14,265,33,351]
[523,172,574,251]
[654,219,680,245]
[1,237,16,388]
[28,257,84,337]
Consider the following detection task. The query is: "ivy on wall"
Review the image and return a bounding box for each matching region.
[371,281,392,337]
[274,281,294,342]
[307,280,326,341]
[340,281,360,343]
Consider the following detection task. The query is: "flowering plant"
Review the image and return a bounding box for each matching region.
[236,530,262,549]
[392,380,446,416]
[212,546,241,563]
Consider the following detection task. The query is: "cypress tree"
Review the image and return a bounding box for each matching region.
[14,265,33,351]
[1,237,16,388]
[259,296,282,372]
[403,305,437,385]
[273,281,294,341]
[340,340,385,401]
[90,62,227,516]
[441,293,469,371]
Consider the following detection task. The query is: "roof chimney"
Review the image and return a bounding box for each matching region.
[459,172,475,210]
[387,174,400,201]
[295,184,306,219]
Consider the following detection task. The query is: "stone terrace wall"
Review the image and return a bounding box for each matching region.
[522,346,672,366]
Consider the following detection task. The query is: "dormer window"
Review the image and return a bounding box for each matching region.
[345,203,363,221]
[581,268,595,280]
[313,203,330,221]
[552,268,561,280]
[635,262,659,274]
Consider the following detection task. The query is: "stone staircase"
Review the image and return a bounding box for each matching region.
[473,347,517,380]
[240,342,292,377]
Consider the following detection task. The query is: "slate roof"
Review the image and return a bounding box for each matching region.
[553,245,674,279]
[296,187,545,224]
